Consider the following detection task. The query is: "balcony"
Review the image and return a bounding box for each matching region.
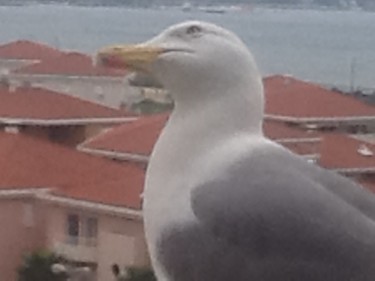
[52,237,98,263]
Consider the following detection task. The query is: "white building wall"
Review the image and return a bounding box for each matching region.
[9,73,143,109]
[0,59,37,74]
[45,205,149,281]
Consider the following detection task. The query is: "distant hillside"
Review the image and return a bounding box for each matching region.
[0,0,374,10]
[158,0,373,9]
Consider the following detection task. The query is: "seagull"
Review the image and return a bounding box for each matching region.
[97,21,375,281]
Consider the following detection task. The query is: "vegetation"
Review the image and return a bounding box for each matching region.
[112,265,156,281]
[130,99,173,115]
[125,267,157,281]
[18,249,67,281]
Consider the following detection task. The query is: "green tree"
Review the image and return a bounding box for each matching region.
[125,267,156,281]
[112,265,156,281]
[18,249,67,281]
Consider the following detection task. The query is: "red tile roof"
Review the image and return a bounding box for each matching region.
[0,40,64,60]
[282,142,320,156]
[263,121,320,155]
[82,110,375,173]
[14,52,127,77]
[359,180,375,192]
[0,131,144,209]
[264,75,375,119]
[83,113,169,156]
[263,120,319,140]
[0,86,131,120]
[82,113,320,157]
[318,134,375,170]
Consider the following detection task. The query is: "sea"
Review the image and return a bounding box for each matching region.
[0,4,375,89]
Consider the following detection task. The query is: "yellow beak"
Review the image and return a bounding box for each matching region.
[96,44,165,72]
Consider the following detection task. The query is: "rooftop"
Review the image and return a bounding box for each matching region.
[82,113,169,156]
[318,133,375,171]
[14,52,127,77]
[0,131,144,209]
[263,120,319,140]
[282,142,320,156]
[0,40,64,61]
[264,75,375,119]
[81,113,374,174]
[0,85,132,122]
[359,180,375,193]
[81,113,320,157]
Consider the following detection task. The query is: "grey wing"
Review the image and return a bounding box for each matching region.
[305,161,375,221]
[183,150,375,281]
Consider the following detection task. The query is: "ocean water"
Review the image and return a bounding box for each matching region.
[0,4,375,89]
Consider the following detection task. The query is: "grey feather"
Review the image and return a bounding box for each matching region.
[158,146,375,281]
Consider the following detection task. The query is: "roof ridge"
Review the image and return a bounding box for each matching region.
[12,49,126,77]
[10,86,129,113]
[0,39,64,59]
[87,113,169,141]
[0,39,57,49]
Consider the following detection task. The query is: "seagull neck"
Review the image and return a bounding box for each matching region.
[172,87,264,137]
[146,85,264,196]
[148,90,264,180]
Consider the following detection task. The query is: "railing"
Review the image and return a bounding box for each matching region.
[53,237,98,262]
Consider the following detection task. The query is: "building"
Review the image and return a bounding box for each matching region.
[0,85,136,146]
[0,40,64,74]
[0,39,170,109]
[9,52,141,108]
[79,112,375,190]
[263,120,321,161]
[79,114,322,164]
[79,113,169,165]
[1,68,373,281]
[0,131,148,281]
[264,75,375,133]
[318,133,375,181]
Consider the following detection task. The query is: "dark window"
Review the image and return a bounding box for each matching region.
[67,214,79,244]
[85,217,98,246]
[85,217,98,238]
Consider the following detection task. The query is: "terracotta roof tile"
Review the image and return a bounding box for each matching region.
[14,52,127,77]
[82,114,319,157]
[264,75,375,118]
[82,112,375,173]
[359,180,375,193]
[0,131,144,209]
[83,113,169,156]
[263,120,319,140]
[0,86,132,120]
[0,40,64,60]
[282,142,320,156]
[318,133,375,170]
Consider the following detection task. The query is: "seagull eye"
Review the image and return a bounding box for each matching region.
[186,25,202,35]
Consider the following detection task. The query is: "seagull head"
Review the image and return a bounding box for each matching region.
[97,21,263,104]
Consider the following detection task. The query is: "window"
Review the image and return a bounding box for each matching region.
[66,213,98,246]
[22,203,34,228]
[67,214,79,245]
[95,86,104,101]
[85,217,98,246]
